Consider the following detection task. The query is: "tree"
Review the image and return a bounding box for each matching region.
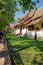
[0,0,17,30]
[0,0,39,30]
[17,0,39,12]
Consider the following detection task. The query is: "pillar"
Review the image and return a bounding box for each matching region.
[19,26,22,36]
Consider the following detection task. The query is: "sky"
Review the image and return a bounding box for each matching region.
[15,0,43,21]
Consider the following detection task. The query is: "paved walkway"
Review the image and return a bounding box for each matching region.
[0,37,12,65]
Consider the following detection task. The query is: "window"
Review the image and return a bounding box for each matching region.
[31,25,34,30]
[28,25,34,30]
[42,23,43,28]
[36,27,39,30]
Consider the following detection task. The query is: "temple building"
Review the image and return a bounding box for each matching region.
[27,7,43,38]
[14,7,43,38]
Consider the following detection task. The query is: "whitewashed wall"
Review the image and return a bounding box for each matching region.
[22,28,27,36]
[37,30,43,38]
[27,30,43,39]
[14,28,20,35]
[14,28,27,36]
[14,27,43,39]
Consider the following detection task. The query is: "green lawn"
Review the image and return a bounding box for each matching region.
[6,34,43,65]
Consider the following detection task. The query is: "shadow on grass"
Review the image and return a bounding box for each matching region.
[7,35,43,65]
[8,40,43,65]
[8,43,24,65]
[8,39,43,52]
[34,40,43,52]
[32,53,43,65]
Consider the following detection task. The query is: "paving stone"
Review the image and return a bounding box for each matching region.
[0,44,4,51]
[0,37,13,65]
[0,57,5,65]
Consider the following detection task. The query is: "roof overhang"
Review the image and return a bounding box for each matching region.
[27,17,43,26]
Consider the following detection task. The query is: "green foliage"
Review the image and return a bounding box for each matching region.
[6,34,43,65]
[0,0,39,30]
[0,0,17,30]
[17,0,39,12]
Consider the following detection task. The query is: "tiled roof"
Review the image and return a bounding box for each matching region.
[28,9,36,18]
[19,9,36,25]
[27,17,43,26]
[32,7,43,20]
[18,11,29,22]
[15,7,43,26]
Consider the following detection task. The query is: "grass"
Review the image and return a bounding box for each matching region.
[6,33,43,65]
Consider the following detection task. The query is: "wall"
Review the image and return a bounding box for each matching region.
[22,28,27,36]
[14,28,20,35]
[27,19,43,39]
[27,30,43,39]
[14,26,27,36]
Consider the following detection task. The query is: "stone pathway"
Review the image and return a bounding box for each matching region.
[0,37,13,65]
